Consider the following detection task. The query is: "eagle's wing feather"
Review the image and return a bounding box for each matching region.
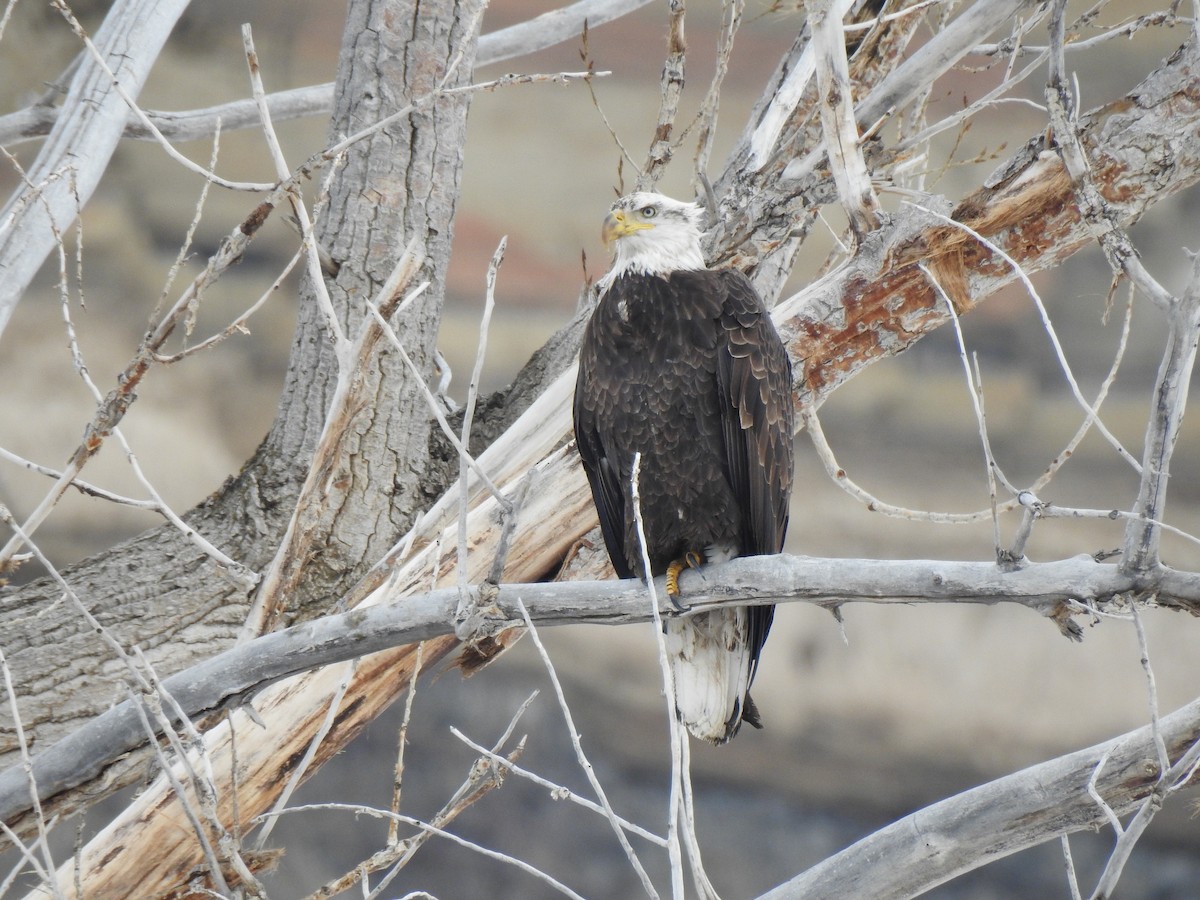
[573,332,637,580]
[713,269,795,665]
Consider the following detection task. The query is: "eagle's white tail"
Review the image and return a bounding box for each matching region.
[664,608,755,744]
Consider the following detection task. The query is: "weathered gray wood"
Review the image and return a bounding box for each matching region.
[759,696,1200,900]
[0,0,193,336]
[0,0,655,147]
[4,552,1200,835]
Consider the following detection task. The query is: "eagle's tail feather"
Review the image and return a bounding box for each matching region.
[664,608,756,745]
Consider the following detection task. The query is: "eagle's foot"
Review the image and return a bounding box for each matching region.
[665,551,704,610]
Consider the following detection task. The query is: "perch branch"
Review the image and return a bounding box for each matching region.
[5,552,1200,831]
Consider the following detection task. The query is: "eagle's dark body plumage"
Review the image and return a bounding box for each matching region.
[573,192,794,744]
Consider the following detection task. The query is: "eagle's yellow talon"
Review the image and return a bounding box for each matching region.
[665,553,702,611]
[665,561,683,597]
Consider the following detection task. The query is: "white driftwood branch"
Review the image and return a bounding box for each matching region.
[3,551,1198,829]
[758,694,1200,900]
[783,0,1038,181]
[807,0,880,236]
[0,0,192,337]
[0,0,654,148]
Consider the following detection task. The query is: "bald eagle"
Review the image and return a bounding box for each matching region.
[573,192,795,744]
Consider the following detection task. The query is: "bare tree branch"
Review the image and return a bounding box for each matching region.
[0,0,193,337]
[807,0,881,237]
[758,696,1200,900]
[637,0,686,189]
[778,27,1200,412]
[4,550,1200,832]
[1045,0,1176,311]
[782,0,1039,182]
[1121,251,1200,573]
[0,0,655,148]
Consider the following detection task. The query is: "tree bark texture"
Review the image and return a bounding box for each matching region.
[255,0,483,626]
[0,0,480,795]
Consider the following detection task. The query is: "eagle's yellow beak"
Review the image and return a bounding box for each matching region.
[602,209,653,248]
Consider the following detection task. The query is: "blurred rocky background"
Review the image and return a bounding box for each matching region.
[1,1,1199,896]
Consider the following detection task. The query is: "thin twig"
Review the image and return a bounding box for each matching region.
[136,645,265,895]
[1061,834,1083,900]
[56,275,256,585]
[1086,749,1125,836]
[903,199,1142,473]
[843,0,945,32]
[1130,604,1170,778]
[126,682,231,896]
[50,0,274,192]
[449,726,667,846]
[154,247,304,364]
[155,120,221,329]
[267,801,586,900]
[0,176,290,578]
[457,237,505,609]
[365,296,509,506]
[630,454,687,899]
[254,661,358,851]
[1026,285,1134,497]
[690,0,744,192]
[0,646,61,899]
[579,22,642,181]
[805,407,1018,524]
[388,641,425,847]
[313,693,539,899]
[919,262,1012,550]
[0,819,54,893]
[1088,729,1200,899]
[244,24,346,351]
[0,446,155,508]
[973,355,1005,558]
[978,9,1188,55]
[516,599,660,898]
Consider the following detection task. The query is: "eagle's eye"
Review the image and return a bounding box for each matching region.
[640,205,658,218]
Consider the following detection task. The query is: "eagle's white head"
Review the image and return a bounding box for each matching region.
[598,192,707,287]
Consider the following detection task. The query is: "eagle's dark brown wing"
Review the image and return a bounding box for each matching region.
[712,269,794,670]
[714,268,794,558]
[573,306,638,580]
[572,410,637,580]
